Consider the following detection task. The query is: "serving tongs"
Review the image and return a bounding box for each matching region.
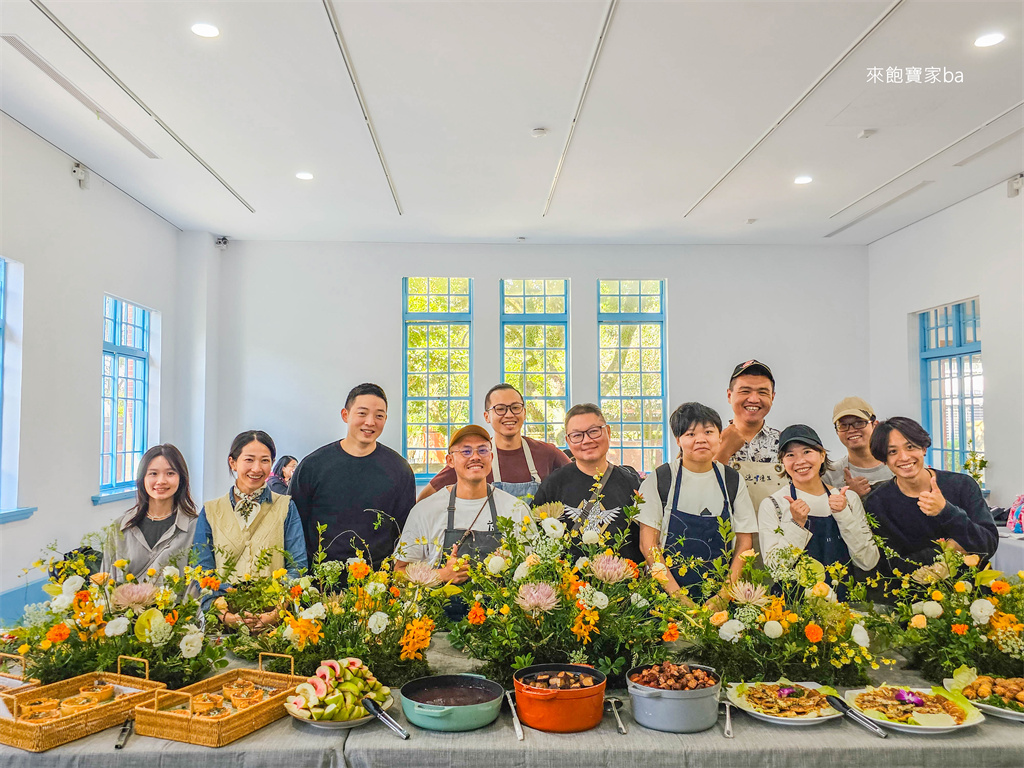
[362,696,410,740]
[825,694,887,738]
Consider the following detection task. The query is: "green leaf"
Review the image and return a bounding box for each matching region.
[973,569,1001,586]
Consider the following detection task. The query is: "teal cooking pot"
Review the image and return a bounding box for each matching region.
[399,674,504,731]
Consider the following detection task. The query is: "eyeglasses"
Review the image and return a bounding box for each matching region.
[836,419,870,432]
[566,426,608,444]
[451,445,493,459]
[487,403,524,416]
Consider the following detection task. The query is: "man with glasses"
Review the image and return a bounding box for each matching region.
[823,397,892,496]
[532,403,643,562]
[417,383,570,501]
[395,425,529,584]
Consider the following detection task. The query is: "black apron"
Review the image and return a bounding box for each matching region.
[440,485,502,562]
[665,463,731,589]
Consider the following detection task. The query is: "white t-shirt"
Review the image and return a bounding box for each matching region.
[636,461,758,548]
[757,485,879,570]
[822,456,893,491]
[395,486,529,565]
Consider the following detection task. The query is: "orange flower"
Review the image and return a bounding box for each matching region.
[561,570,582,598]
[164,610,178,626]
[951,623,969,635]
[990,581,1011,595]
[76,590,91,602]
[467,602,486,625]
[571,608,600,644]
[389,586,401,598]
[290,584,303,599]
[989,611,1021,633]
[710,611,729,627]
[804,623,823,643]
[199,575,221,591]
[46,623,70,643]
[662,622,680,642]
[623,559,641,580]
[349,561,372,581]
[400,617,435,660]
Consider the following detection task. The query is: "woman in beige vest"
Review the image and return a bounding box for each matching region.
[192,430,308,628]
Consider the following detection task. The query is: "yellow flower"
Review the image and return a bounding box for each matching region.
[954,581,968,593]
[486,608,495,616]
[113,559,128,569]
[787,613,799,623]
[871,662,880,670]
[39,639,52,651]
[272,568,288,580]
[931,590,944,601]
[125,573,136,582]
[811,582,830,598]
[147,568,157,578]
[500,605,510,615]
[17,643,30,655]
[739,549,757,560]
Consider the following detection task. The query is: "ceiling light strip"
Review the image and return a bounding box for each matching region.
[954,127,1024,166]
[322,0,402,215]
[683,0,907,218]
[824,180,932,237]
[29,0,255,213]
[541,0,619,217]
[830,101,1024,218]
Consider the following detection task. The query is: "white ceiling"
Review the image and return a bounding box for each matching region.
[1,0,1021,244]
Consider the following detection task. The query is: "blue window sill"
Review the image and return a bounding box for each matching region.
[91,489,134,506]
[0,507,37,524]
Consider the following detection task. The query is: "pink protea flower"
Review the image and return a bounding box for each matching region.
[111,582,158,611]
[588,554,635,584]
[729,580,769,607]
[515,582,559,616]
[403,561,441,588]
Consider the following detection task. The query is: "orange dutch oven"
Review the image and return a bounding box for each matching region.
[512,664,607,733]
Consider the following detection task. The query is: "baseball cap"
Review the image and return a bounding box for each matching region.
[730,359,774,385]
[448,424,492,450]
[832,397,875,425]
[778,424,824,452]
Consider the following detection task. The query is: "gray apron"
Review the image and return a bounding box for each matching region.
[440,484,501,562]
[491,439,542,501]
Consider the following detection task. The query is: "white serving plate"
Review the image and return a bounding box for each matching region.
[844,687,985,734]
[942,679,1024,723]
[286,696,394,729]
[725,681,842,726]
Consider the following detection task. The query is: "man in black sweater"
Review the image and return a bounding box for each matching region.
[288,383,416,584]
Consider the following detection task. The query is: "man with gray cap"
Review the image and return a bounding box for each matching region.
[824,397,893,497]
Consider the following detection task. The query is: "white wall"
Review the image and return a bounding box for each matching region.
[867,183,1024,507]
[208,241,869,495]
[0,114,182,594]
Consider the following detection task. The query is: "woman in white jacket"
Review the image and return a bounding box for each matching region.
[758,425,879,577]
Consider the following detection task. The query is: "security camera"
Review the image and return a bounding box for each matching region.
[71,162,90,189]
[214,236,229,250]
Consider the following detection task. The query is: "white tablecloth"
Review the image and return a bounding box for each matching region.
[992,534,1024,574]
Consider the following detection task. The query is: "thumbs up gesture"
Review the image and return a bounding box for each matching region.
[828,486,849,513]
[843,467,871,498]
[917,474,947,517]
[784,495,811,528]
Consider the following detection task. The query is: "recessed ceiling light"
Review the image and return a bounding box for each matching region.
[975,32,1005,47]
[295,172,314,180]
[531,128,548,138]
[794,176,813,184]
[191,23,219,38]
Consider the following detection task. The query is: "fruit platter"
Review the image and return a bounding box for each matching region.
[284,657,393,728]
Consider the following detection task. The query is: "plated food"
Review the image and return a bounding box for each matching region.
[845,686,984,734]
[725,681,841,726]
[629,662,716,691]
[944,667,1024,723]
[156,677,279,718]
[284,658,391,726]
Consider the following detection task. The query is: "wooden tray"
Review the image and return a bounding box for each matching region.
[134,653,304,747]
[0,656,165,752]
[0,654,39,695]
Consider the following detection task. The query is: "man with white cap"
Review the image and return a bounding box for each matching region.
[823,397,893,498]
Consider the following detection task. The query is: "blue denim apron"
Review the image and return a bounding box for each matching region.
[490,439,541,501]
[787,482,851,569]
[665,463,731,590]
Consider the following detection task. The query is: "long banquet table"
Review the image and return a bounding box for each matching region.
[2,635,1022,768]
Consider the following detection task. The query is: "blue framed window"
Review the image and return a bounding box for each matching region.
[919,299,983,476]
[597,280,667,474]
[500,279,570,445]
[403,277,473,479]
[0,260,6,488]
[101,296,150,490]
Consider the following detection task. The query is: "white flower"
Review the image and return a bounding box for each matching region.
[649,562,667,577]
[763,620,783,639]
[104,616,130,637]
[513,562,531,581]
[540,517,566,539]
[179,632,204,659]
[591,591,609,610]
[282,625,296,643]
[581,529,600,545]
[300,602,327,620]
[719,619,744,643]
[146,616,173,648]
[921,600,943,619]
[298,577,312,589]
[630,593,649,608]
[368,612,389,635]
[851,622,870,649]
[970,599,997,625]
[575,557,590,571]
[487,555,507,575]
[162,566,179,581]
[346,557,365,566]
[61,575,85,596]
[49,594,73,614]
[364,582,385,596]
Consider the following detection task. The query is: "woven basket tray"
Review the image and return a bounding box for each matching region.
[0,656,166,752]
[0,654,40,696]
[134,653,304,747]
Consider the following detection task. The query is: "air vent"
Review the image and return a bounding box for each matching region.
[825,181,933,237]
[1,34,159,159]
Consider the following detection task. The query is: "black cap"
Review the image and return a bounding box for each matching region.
[778,424,824,452]
[730,359,774,385]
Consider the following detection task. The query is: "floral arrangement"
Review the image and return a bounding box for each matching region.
[682,546,886,685]
[868,543,1024,682]
[227,526,448,686]
[7,547,226,689]
[446,497,686,687]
